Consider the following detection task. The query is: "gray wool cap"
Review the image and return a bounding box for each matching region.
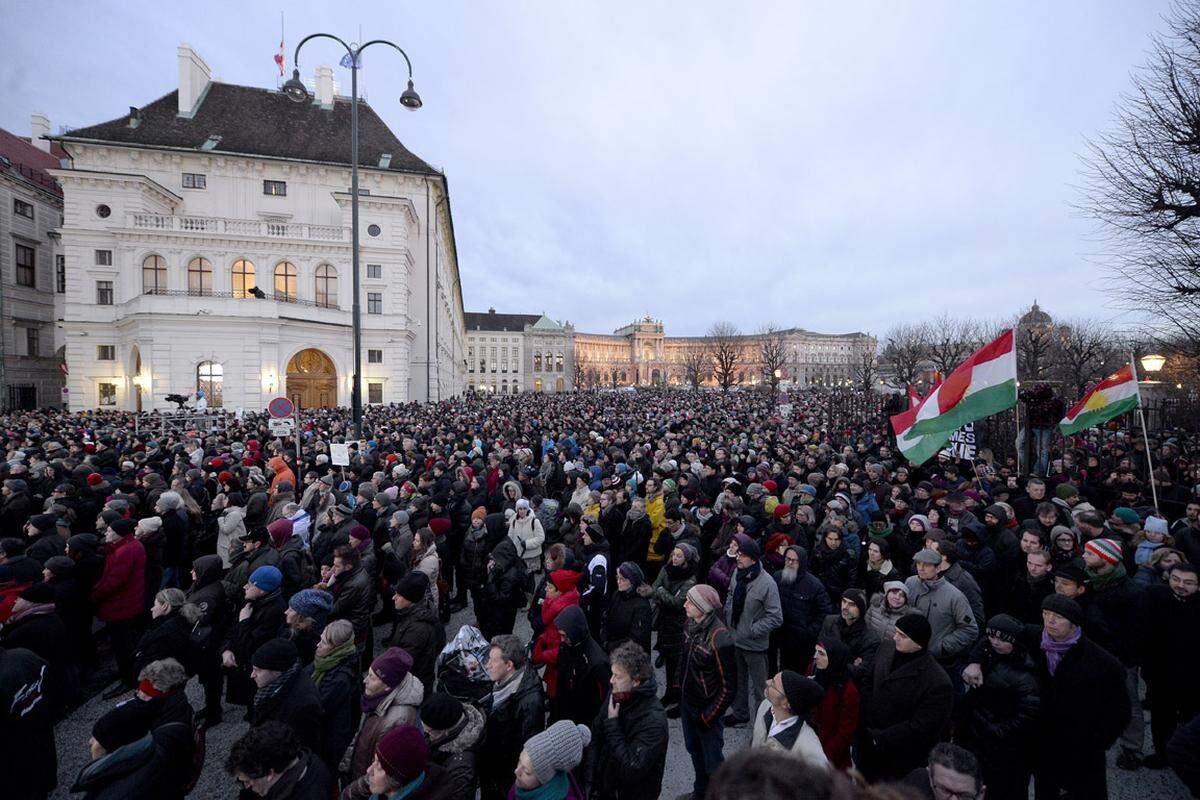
[523,720,592,784]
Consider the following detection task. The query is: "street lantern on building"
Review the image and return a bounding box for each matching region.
[1140,353,1166,374]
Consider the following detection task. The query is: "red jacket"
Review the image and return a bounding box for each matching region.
[531,589,580,698]
[91,536,147,622]
[810,679,860,770]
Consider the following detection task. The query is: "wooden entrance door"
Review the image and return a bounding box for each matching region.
[286,349,337,409]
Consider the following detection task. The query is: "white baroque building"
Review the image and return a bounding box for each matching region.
[50,44,464,412]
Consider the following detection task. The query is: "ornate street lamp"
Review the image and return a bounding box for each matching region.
[284,34,422,438]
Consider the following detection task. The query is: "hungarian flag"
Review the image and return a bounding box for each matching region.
[1059,363,1140,435]
[274,40,285,76]
[906,384,920,409]
[891,330,1017,464]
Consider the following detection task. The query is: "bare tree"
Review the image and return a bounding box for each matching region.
[1015,318,1056,381]
[1054,319,1121,396]
[681,348,712,390]
[880,323,929,389]
[572,353,588,391]
[706,321,743,391]
[1081,3,1200,355]
[849,344,880,392]
[757,324,788,392]
[924,315,983,376]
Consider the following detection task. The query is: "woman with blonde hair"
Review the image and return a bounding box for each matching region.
[303,619,361,768]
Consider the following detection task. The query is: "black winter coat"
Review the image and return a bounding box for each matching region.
[27,531,65,565]
[330,565,374,640]
[680,613,737,727]
[810,542,855,601]
[601,589,652,654]
[133,613,195,677]
[479,668,546,795]
[223,589,287,666]
[1145,586,1200,702]
[958,641,1040,765]
[1021,627,1129,762]
[1003,573,1054,625]
[391,599,445,695]
[458,525,491,590]
[0,609,74,714]
[249,668,324,754]
[1086,573,1145,667]
[588,680,669,800]
[277,537,311,600]
[858,642,953,782]
[819,614,880,687]
[70,722,193,800]
[614,514,651,569]
[551,610,610,725]
[774,569,832,655]
[304,654,361,769]
[185,555,228,653]
[0,647,56,799]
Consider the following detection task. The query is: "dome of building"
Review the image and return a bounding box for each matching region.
[1019,301,1052,328]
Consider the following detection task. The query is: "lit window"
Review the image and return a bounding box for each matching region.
[197,361,223,407]
[273,261,297,301]
[142,254,167,294]
[315,264,338,308]
[232,259,256,298]
[188,257,213,295]
[97,383,117,406]
[263,180,287,196]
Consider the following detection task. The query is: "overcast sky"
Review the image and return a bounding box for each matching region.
[0,0,1174,337]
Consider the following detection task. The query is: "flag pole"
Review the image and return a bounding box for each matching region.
[1130,354,1160,514]
[1013,381,1022,475]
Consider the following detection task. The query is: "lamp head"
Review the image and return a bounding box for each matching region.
[283,69,309,103]
[400,79,422,110]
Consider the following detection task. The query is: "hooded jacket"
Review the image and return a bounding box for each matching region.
[428,702,486,799]
[549,605,610,725]
[773,547,833,655]
[391,597,446,695]
[588,678,670,800]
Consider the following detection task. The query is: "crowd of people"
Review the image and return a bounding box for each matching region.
[0,386,1197,800]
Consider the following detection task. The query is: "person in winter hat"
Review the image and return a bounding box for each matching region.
[365,724,451,799]
[750,670,829,768]
[514,720,591,799]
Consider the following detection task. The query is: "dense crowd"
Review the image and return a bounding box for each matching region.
[0,387,1198,800]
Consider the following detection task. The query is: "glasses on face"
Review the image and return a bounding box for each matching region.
[784,555,801,564]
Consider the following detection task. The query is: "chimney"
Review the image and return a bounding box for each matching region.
[177,43,211,116]
[314,64,335,107]
[30,113,51,152]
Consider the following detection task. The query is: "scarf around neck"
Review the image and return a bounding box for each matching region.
[1040,627,1082,676]
[312,640,357,686]
[731,560,761,627]
[1086,562,1127,591]
[516,771,569,800]
[491,667,525,710]
[254,664,297,711]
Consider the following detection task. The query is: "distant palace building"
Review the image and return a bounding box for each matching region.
[466,310,876,393]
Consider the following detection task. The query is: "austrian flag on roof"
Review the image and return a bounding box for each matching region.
[890,330,1018,465]
[1059,364,1140,436]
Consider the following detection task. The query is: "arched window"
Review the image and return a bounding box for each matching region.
[197,361,223,407]
[142,255,167,294]
[187,257,213,295]
[533,352,542,372]
[273,261,297,302]
[556,352,564,372]
[314,264,338,308]
[232,259,256,298]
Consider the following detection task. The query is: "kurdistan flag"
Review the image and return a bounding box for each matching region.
[890,330,1018,465]
[1059,363,1140,435]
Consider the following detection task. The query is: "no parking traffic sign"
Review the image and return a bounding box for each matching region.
[268,396,295,418]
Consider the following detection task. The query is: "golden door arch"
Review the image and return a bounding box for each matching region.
[286,348,337,409]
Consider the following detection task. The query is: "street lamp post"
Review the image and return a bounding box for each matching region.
[282,35,422,439]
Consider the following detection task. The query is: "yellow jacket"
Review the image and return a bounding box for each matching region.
[646,493,667,562]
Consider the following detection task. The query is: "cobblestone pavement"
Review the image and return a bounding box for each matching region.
[51,606,1191,799]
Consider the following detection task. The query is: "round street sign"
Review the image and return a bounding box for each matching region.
[268,396,295,418]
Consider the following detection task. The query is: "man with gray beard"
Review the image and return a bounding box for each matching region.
[772,546,832,673]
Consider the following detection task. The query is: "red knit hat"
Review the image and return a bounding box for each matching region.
[217,471,233,484]
[375,725,429,783]
[429,517,451,538]
[549,569,581,594]
[762,479,778,493]
[86,473,103,487]
[211,458,225,469]
[773,504,792,519]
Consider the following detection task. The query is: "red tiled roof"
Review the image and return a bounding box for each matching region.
[0,128,64,197]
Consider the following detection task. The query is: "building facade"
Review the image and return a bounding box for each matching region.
[50,44,464,412]
[468,310,877,392]
[464,309,575,393]
[0,118,66,409]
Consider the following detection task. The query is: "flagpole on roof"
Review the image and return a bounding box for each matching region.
[1130,353,1160,513]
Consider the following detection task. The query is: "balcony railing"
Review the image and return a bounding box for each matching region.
[130,214,348,242]
[141,288,340,310]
